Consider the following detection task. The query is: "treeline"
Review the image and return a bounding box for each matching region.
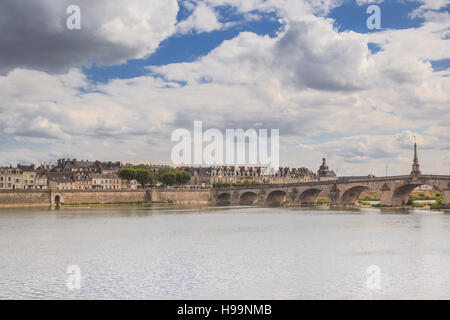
[119,165,191,187]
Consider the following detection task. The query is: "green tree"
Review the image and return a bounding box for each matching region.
[119,168,137,181]
[175,171,191,185]
[157,166,174,178]
[160,172,176,186]
[135,168,156,187]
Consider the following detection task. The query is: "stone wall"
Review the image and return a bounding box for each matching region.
[150,189,211,204]
[0,190,50,207]
[0,189,212,207]
[51,190,149,205]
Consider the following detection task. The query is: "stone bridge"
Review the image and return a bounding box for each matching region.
[212,174,450,207]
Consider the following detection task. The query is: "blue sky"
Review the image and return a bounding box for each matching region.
[84,0,448,83]
[84,8,283,83]
[0,0,449,175]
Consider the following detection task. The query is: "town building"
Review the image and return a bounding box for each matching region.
[92,173,122,190]
[317,158,337,181]
[18,164,37,189]
[48,171,92,190]
[0,167,23,190]
[184,165,317,187]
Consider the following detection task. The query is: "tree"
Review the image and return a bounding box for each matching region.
[160,172,176,186]
[119,168,137,181]
[175,171,191,185]
[135,168,156,188]
[157,166,174,179]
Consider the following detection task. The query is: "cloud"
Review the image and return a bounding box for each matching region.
[0,0,179,74]
[355,0,384,6]
[0,0,449,175]
[176,2,231,34]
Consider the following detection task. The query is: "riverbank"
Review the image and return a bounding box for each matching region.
[60,200,172,207]
[0,189,211,208]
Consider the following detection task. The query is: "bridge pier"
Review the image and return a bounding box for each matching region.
[328,186,340,206]
[379,191,394,207]
[443,190,450,205]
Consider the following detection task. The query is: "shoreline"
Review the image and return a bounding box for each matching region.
[1,201,449,213]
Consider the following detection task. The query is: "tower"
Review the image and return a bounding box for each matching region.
[411,142,421,176]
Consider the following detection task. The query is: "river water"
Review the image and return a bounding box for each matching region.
[1,205,450,300]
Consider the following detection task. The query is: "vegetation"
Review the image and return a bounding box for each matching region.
[408,190,442,202]
[118,167,157,187]
[118,168,137,181]
[316,197,330,205]
[119,166,191,187]
[430,203,450,210]
[135,168,157,187]
[359,191,380,202]
[158,167,191,186]
[160,172,176,185]
[359,196,380,201]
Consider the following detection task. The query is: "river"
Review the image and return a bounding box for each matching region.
[1,205,450,299]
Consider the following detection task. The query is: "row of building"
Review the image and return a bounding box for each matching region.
[0,160,138,190]
[0,158,339,190]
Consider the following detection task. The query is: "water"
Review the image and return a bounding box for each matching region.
[1,205,450,300]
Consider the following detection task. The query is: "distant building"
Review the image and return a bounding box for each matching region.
[92,173,122,190]
[34,171,48,189]
[184,166,317,187]
[317,158,337,181]
[52,159,124,174]
[18,164,36,189]
[0,164,41,190]
[53,159,100,173]
[96,161,122,175]
[0,167,23,190]
[48,171,92,190]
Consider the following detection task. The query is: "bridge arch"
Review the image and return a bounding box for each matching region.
[341,186,372,205]
[217,192,231,205]
[266,190,287,205]
[240,192,258,205]
[392,183,443,206]
[298,189,322,204]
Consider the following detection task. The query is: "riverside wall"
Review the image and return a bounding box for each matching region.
[0,189,212,208]
[0,190,51,207]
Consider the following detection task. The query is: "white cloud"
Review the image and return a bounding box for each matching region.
[410,0,450,19]
[0,0,449,175]
[176,3,229,34]
[356,0,384,6]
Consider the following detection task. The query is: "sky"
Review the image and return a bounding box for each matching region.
[0,0,449,176]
